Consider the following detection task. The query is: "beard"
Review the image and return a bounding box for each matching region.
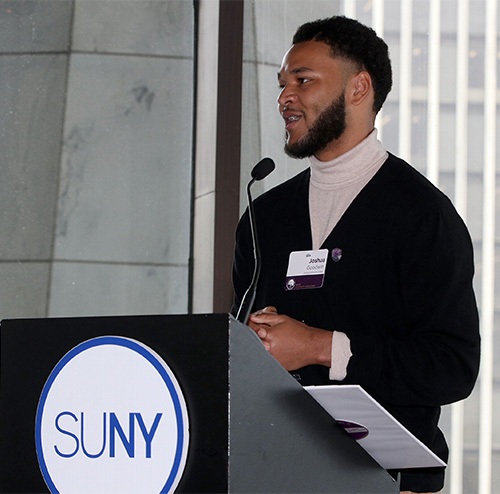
[284,93,346,159]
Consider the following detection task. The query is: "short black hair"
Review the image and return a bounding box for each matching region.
[293,16,392,113]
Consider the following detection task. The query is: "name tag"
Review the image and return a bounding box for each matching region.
[285,249,328,291]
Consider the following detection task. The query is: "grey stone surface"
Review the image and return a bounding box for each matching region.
[0,0,72,53]
[0,1,194,318]
[0,262,50,320]
[0,54,67,260]
[54,54,193,265]
[72,0,194,57]
[49,261,188,316]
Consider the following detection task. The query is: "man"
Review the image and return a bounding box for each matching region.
[232,16,480,494]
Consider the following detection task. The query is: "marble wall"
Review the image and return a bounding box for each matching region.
[0,0,194,319]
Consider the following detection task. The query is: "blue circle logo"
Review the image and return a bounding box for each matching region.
[35,336,190,493]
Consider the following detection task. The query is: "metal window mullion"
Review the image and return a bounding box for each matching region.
[450,401,465,494]
[372,0,385,141]
[213,0,244,313]
[399,0,412,162]
[449,1,470,493]
[478,0,497,492]
[344,0,356,19]
[343,0,356,18]
[426,0,440,186]
[454,0,470,218]
[192,0,220,313]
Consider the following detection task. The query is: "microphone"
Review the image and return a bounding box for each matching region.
[236,158,275,324]
[251,157,275,181]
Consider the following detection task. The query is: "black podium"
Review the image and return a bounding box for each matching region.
[0,314,398,493]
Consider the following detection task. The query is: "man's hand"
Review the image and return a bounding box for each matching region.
[247,307,332,371]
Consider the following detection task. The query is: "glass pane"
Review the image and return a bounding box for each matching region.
[241,1,498,493]
[0,0,195,318]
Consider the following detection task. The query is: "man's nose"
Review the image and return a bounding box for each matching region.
[277,85,297,108]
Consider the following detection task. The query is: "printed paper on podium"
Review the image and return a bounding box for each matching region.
[304,385,447,470]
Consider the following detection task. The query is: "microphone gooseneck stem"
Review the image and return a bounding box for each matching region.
[236,177,261,324]
[235,157,275,325]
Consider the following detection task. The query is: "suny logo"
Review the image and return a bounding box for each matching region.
[53,411,163,459]
[35,336,189,493]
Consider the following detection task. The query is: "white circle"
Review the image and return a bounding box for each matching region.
[36,336,189,493]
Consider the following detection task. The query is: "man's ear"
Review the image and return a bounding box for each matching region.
[349,71,373,106]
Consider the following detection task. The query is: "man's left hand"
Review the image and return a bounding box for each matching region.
[247,308,332,371]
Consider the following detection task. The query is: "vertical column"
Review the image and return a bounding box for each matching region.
[343,0,356,18]
[426,0,440,186]
[191,0,220,313]
[479,0,497,492]
[398,0,412,162]
[372,0,385,141]
[449,2,470,493]
[213,0,244,313]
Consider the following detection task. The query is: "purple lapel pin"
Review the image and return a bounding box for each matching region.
[331,248,342,262]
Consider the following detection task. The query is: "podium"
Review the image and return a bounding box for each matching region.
[0,314,399,493]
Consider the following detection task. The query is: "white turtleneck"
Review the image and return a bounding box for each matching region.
[308,129,388,380]
[309,129,388,250]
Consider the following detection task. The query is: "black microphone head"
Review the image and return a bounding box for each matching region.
[251,157,275,181]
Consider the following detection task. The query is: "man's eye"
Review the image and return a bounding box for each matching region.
[298,78,311,84]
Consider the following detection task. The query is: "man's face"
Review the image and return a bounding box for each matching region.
[284,92,346,159]
[277,41,349,160]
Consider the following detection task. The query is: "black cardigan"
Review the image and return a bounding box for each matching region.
[232,153,480,492]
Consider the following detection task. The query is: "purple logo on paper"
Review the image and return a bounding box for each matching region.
[336,420,369,440]
[285,275,324,291]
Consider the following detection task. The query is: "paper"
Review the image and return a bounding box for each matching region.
[304,384,447,470]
